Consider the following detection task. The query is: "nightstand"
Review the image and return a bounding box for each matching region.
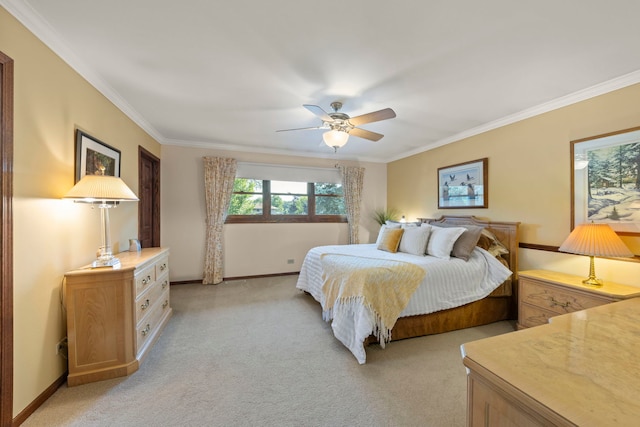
[518,269,640,329]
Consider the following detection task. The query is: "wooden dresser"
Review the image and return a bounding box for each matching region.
[518,269,640,329]
[461,297,640,426]
[63,247,171,386]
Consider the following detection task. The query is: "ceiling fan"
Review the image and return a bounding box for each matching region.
[277,102,396,151]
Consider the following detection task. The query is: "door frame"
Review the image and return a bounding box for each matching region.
[0,50,14,426]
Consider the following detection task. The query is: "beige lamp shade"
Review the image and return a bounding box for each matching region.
[559,222,633,258]
[63,175,139,202]
[559,222,633,286]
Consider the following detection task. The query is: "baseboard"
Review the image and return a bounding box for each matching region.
[171,271,300,285]
[13,373,66,426]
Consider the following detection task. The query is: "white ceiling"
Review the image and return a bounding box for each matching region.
[5,0,640,162]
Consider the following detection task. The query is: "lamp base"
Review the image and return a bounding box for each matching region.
[582,277,603,287]
[92,256,121,269]
[582,255,603,287]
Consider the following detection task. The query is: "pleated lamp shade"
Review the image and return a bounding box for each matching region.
[559,223,632,257]
[559,222,633,286]
[63,175,139,202]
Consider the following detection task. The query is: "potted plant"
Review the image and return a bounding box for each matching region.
[372,208,400,226]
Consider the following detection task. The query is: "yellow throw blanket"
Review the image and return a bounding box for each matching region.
[320,253,426,344]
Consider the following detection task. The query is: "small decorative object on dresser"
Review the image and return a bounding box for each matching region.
[517,269,640,329]
[63,247,171,386]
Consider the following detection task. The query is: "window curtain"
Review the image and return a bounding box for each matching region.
[203,157,237,284]
[339,166,365,244]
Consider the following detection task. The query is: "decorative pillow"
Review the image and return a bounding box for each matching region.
[377,228,404,253]
[398,225,432,256]
[426,226,466,259]
[376,224,401,246]
[478,229,509,257]
[434,224,484,261]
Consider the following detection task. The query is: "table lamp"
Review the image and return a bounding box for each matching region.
[558,222,633,286]
[63,174,139,268]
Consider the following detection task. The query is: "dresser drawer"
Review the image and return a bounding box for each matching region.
[135,280,165,325]
[520,279,611,316]
[135,265,156,296]
[519,303,557,328]
[136,288,170,353]
[155,257,169,279]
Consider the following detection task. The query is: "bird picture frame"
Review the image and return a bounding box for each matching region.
[438,158,488,209]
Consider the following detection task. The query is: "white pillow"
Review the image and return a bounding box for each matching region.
[398,225,432,256]
[375,223,401,246]
[426,226,466,259]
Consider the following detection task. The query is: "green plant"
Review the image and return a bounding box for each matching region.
[372,208,400,225]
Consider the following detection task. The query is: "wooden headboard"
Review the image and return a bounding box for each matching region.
[417,215,520,280]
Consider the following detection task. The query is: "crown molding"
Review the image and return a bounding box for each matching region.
[388,69,640,162]
[162,138,385,163]
[5,0,640,164]
[1,0,166,143]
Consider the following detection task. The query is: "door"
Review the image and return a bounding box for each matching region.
[138,146,160,248]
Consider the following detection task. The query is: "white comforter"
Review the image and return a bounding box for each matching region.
[296,244,512,363]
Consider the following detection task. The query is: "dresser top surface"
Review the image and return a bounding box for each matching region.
[462,297,640,426]
[519,269,640,298]
[65,247,169,276]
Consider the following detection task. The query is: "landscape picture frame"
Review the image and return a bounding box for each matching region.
[571,127,640,236]
[75,130,121,182]
[437,158,488,209]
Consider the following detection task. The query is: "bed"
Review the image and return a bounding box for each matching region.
[296,215,520,363]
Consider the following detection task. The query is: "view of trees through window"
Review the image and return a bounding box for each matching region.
[227,178,346,222]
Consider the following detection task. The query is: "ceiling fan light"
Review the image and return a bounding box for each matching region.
[323,130,349,148]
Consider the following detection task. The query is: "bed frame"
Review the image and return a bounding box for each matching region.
[366,215,520,344]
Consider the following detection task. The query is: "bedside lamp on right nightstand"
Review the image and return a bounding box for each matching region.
[559,222,633,286]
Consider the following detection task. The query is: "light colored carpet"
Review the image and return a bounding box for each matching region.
[23,275,515,427]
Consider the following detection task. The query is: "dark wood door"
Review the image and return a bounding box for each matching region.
[138,147,160,248]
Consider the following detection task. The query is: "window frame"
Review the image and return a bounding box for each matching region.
[226,180,347,224]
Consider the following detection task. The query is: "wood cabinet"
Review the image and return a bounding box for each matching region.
[63,248,171,386]
[517,269,640,329]
[462,298,640,426]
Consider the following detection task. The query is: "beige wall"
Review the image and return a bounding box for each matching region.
[1,8,161,417]
[388,83,640,287]
[7,0,640,419]
[161,145,387,280]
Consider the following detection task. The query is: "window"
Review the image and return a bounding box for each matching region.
[227,178,346,223]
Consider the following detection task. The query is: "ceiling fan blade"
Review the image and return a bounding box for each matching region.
[348,127,384,142]
[276,126,325,132]
[347,108,396,126]
[303,104,333,122]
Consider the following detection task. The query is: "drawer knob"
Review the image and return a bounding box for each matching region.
[162,300,169,309]
[162,280,168,289]
[160,263,167,271]
[141,324,151,336]
[142,275,152,285]
[141,299,150,310]
[550,297,571,309]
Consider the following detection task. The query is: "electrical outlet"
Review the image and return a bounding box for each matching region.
[287,259,294,264]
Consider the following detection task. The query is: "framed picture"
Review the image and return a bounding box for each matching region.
[75,130,121,182]
[438,158,488,209]
[571,126,640,235]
